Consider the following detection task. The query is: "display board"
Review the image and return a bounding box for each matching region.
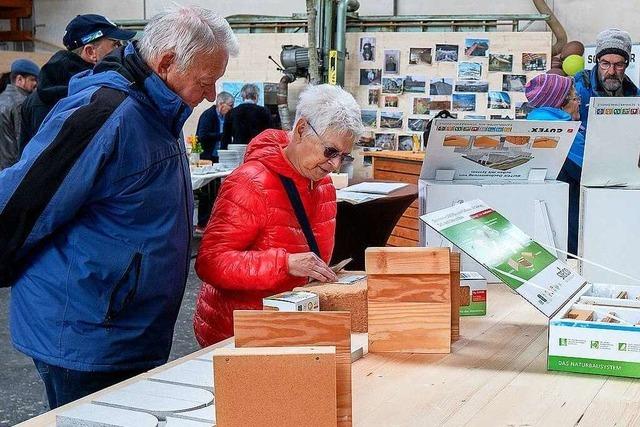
[582,97,640,187]
[420,118,579,180]
[421,199,586,317]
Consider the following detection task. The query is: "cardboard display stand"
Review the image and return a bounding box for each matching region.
[422,200,640,379]
[579,97,640,284]
[419,118,578,281]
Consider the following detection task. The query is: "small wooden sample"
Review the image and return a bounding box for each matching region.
[565,309,595,321]
[616,291,629,299]
[234,311,352,426]
[366,247,452,353]
[450,252,461,341]
[601,312,620,323]
[213,346,337,427]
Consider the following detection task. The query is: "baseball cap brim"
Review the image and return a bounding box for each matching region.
[102,27,136,41]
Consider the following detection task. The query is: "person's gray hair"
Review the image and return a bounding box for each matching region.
[139,6,239,72]
[216,91,234,106]
[294,84,364,143]
[240,83,259,101]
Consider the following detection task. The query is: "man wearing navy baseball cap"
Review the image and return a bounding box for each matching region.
[0,58,39,170]
[19,14,135,154]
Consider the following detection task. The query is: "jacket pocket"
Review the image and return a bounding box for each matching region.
[104,252,142,326]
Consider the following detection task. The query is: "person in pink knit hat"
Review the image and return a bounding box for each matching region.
[525,73,583,256]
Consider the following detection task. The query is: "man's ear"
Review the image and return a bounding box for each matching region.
[156,52,176,80]
[83,44,98,64]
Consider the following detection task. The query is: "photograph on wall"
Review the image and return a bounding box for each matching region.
[487,91,512,109]
[435,44,459,62]
[359,68,382,85]
[452,93,477,112]
[384,49,401,74]
[458,62,482,80]
[428,100,452,111]
[382,76,404,94]
[464,38,489,57]
[515,102,532,119]
[361,110,378,128]
[490,114,513,120]
[522,53,547,71]
[398,134,420,151]
[384,95,399,108]
[374,132,397,150]
[380,110,404,129]
[502,74,527,92]
[465,114,487,119]
[357,131,375,148]
[368,87,380,106]
[488,54,514,72]
[430,78,454,95]
[408,118,428,132]
[359,36,376,62]
[409,47,432,65]
[455,80,489,93]
[222,81,265,106]
[413,97,431,115]
[403,75,427,93]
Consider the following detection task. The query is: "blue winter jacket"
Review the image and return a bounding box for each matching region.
[574,68,640,132]
[0,43,194,371]
[527,106,585,167]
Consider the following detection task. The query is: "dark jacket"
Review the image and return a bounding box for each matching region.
[573,68,640,133]
[0,84,28,170]
[195,105,223,160]
[0,43,193,371]
[221,101,272,148]
[19,50,93,154]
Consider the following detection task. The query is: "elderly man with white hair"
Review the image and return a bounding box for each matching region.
[0,7,238,408]
[194,84,364,346]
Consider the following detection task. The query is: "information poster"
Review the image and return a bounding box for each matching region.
[421,119,579,181]
[421,200,586,317]
[582,97,640,187]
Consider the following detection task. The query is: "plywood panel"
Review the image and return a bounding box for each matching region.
[373,169,418,184]
[374,159,423,175]
[233,311,352,426]
[365,247,450,275]
[368,274,450,303]
[213,346,337,427]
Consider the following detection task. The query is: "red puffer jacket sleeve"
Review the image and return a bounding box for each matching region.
[195,170,291,290]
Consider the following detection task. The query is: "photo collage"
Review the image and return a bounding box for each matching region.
[357,35,548,150]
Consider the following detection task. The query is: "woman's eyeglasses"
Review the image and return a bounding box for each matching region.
[307,121,353,162]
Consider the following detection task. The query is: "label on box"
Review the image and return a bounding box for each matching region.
[263,291,320,312]
[460,271,487,316]
[422,199,587,317]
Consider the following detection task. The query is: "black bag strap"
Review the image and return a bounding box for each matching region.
[278,175,320,257]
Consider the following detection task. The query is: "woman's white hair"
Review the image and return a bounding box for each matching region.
[139,6,239,71]
[294,84,364,143]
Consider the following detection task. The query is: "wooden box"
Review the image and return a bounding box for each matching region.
[365,247,452,353]
[213,346,337,427]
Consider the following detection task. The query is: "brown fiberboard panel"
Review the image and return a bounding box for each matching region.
[213,346,337,427]
[365,247,451,275]
[234,311,352,426]
[450,252,461,341]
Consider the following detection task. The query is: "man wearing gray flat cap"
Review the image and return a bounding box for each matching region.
[574,28,640,131]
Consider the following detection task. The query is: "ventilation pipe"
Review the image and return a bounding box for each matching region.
[532,0,567,56]
[277,74,295,131]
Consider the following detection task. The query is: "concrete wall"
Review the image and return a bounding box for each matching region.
[31,0,640,51]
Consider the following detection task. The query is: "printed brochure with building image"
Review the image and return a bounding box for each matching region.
[421,119,580,181]
[421,199,586,317]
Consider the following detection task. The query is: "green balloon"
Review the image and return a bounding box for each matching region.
[562,54,585,76]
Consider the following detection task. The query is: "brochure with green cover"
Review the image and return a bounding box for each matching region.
[421,199,586,317]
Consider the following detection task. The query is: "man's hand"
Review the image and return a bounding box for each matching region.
[287,252,337,283]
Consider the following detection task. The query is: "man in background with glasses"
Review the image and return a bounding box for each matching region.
[574,28,640,132]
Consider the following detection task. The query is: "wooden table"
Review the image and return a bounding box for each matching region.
[367,151,425,247]
[19,284,640,426]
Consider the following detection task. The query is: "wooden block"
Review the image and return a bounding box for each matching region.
[565,309,594,321]
[234,311,352,426]
[367,274,450,303]
[616,291,629,299]
[56,403,159,427]
[450,252,461,342]
[368,301,451,353]
[365,247,451,275]
[213,346,337,427]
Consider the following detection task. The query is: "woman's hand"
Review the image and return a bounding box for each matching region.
[287,252,338,283]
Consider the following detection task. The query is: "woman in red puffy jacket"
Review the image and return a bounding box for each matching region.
[194,84,365,346]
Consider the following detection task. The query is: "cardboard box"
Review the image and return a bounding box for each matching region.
[263,291,319,312]
[419,179,569,282]
[422,200,640,379]
[460,271,487,316]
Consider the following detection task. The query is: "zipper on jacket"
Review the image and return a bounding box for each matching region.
[104,252,142,326]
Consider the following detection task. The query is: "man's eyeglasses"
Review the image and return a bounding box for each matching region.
[598,60,628,71]
[307,121,353,162]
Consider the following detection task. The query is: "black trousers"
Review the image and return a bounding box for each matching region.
[556,158,582,256]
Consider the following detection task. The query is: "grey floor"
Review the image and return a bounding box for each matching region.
[0,239,204,426]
